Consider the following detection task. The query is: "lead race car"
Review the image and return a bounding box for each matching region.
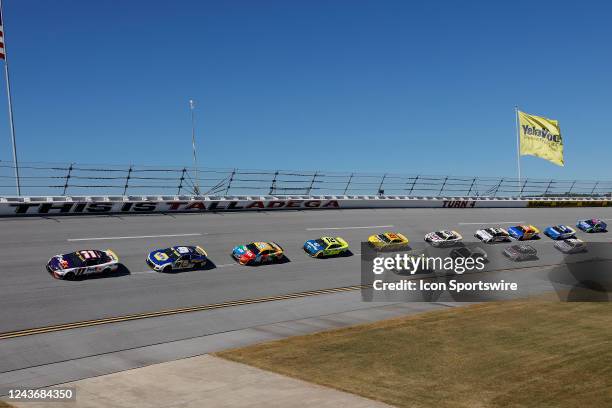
[543,224,576,240]
[303,236,349,258]
[232,241,285,265]
[47,249,120,280]
[146,245,208,272]
[424,230,463,247]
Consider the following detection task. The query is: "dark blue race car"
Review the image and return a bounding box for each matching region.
[576,218,607,233]
[146,245,208,272]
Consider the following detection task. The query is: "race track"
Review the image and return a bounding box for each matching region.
[1,207,611,392]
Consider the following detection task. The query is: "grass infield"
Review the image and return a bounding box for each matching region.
[217,300,612,408]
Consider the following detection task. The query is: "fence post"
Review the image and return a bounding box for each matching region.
[492,178,504,196]
[62,163,74,196]
[520,178,528,196]
[377,173,387,195]
[307,171,319,195]
[269,170,279,195]
[343,173,354,195]
[590,181,599,196]
[466,177,477,196]
[408,175,419,195]
[123,165,132,196]
[544,179,554,196]
[177,168,186,195]
[438,176,448,196]
[567,180,576,195]
[225,169,236,196]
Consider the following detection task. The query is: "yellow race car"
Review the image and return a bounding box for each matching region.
[368,232,410,250]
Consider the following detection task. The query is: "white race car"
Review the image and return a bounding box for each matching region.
[46,249,120,280]
[554,238,587,254]
[424,230,463,247]
[474,228,511,244]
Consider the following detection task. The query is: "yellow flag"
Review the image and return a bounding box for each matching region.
[518,110,564,166]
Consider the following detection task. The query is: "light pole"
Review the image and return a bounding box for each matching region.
[0,0,21,195]
[189,99,200,195]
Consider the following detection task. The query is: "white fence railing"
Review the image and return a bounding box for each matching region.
[2,161,612,198]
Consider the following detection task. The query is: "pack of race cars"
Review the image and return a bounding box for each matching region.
[46,218,607,279]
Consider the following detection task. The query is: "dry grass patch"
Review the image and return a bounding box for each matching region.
[218,301,612,408]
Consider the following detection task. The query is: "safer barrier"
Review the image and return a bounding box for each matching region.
[1,195,611,216]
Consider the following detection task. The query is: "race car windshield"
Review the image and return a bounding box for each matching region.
[315,239,327,247]
[246,244,261,254]
[435,232,448,239]
[63,253,86,268]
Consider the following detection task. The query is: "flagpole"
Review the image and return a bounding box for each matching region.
[0,0,20,196]
[515,106,521,198]
[189,99,200,195]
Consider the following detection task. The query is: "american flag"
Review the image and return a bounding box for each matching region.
[0,8,5,60]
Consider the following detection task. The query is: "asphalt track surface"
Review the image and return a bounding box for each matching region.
[1,207,611,392]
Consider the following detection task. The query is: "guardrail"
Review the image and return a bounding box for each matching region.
[1,161,612,198]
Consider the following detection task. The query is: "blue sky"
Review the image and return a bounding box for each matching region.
[0,0,610,179]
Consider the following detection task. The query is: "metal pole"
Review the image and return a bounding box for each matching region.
[189,99,200,195]
[0,0,20,195]
[343,173,353,195]
[515,106,521,198]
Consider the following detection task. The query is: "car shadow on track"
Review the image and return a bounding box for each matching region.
[161,260,219,274]
[306,250,355,259]
[230,255,292,267]
[71,264,132,281]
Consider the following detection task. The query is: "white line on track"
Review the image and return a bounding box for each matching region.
[67,233,203,242]
[458,221,525,225]
[306,225,393,231]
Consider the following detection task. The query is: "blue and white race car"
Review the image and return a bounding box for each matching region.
[576,218,607,233]
[146,245,208,272]
[543,225,576,240]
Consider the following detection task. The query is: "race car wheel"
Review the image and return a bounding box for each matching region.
[162,265,172,273]
[64,272,75,281]
[103,268,111,275]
